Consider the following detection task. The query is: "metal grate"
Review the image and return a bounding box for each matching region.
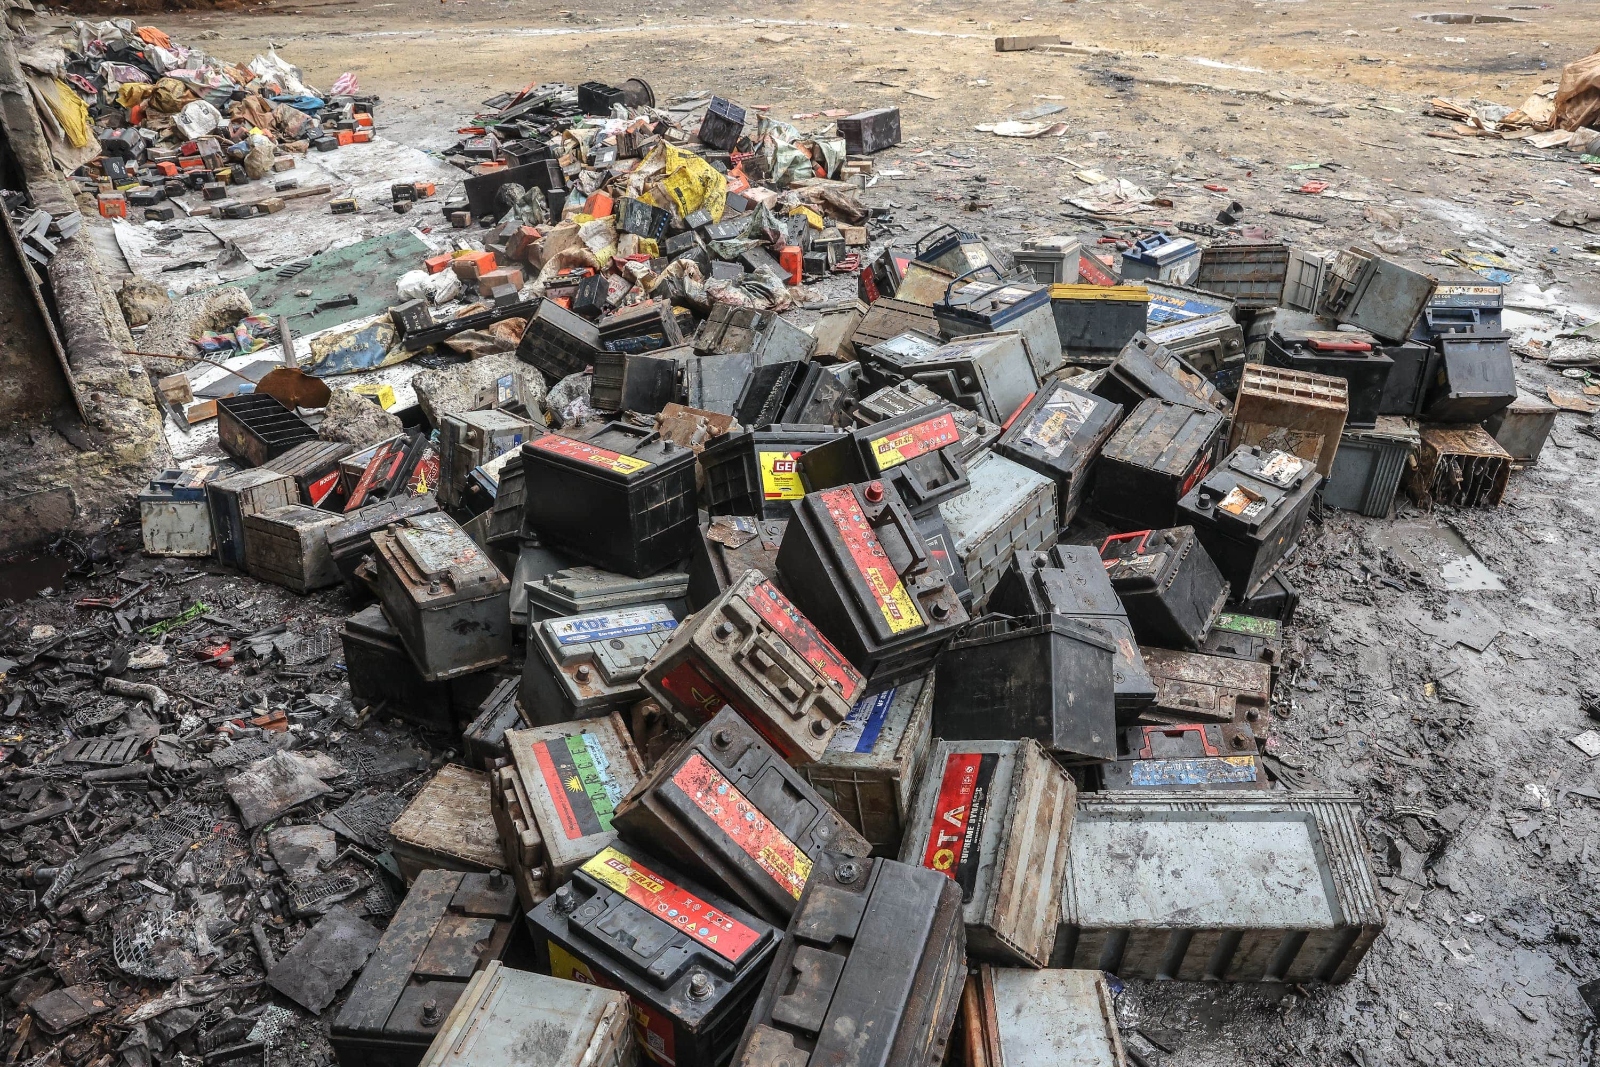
[289,874,364,916]
[319,792,405,851]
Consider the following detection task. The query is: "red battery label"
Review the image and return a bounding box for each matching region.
[817,488,924,637]
[672,752,812,900]
[745,579,864,701]
[530,433,652,475]
[582,846,762,962]
[919,750,998,903]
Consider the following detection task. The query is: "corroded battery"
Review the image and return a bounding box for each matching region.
[1093,332,1229,416]
[522,605,680,727]
[873,331,1041,424]
[340,604,456,731]
[140,466,228,558]
[1138,646,1274,742]
[330,869,520,1067]
[936,451,1058,611]
[417,961,635,1067]
[686,516,788,611]
[613,707,871,925]
[1099,722,1265,790]
[799,674,935,857]
[852,381,1002,460]
[959,966,1126,1067]
[462,678,528,770]
[642,571,865,764]
[438,410,539,509]
[1200,611,1285,677]
[524,565,690,624]
[372,513,511,682]
[900,738,1075,967]
[732,853,966,1067]
[389,764,508,882]
[492,715,644,912]
[326,494,442,590]
[994,379,1123,527]
[263,440,357,507]
[1178,446,1321,600]
[244,504,343,592]
[776,481,970,690]
[208,467,295,569]
[1089,399,1225,533]
[529,845,780,1067]
[1099,526,1229,651]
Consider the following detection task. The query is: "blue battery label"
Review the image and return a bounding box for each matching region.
[549,605,678,646]
[827,687,897,755]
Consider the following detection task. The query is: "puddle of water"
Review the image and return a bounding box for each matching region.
[1374,521,1504,591]
[1415,12,1524,23]
[0,553,71,604]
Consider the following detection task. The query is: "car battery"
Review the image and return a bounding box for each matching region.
[1484,390,1558,465]
[598,302,683,355]
[1266,325,1393,428]
[262,440,357,508]
[1093,333,1229,416]
[216,393,318,467]
[208,467,295,569]
[798,674,934,857]
[779,360,860,426]
[1098,722,1265,791]
[326,494,442,589]
[485,453,530,550]
[1177,446,1321,600]
[1145,311,1246,392]
[860,329,959,392]
[731,361,806,429]
[340,604,455,731]
[463,678,527,770]
[934,274,1063,379]
[893,259,962,307]
[692,303,816,365]
[884,331,1041,425]
[1416,280,1504,339]
[243,504,343,592]
[697,95,746,150]
[776,481,970,689]
[850,297,941,352]
[1323,418,1419,518]
[914,506,971,610]
[524,565,690,624]
[1227,363,1348,479]
[390,764,508,881]
[1280,247,1329,312]
[591,349,681,415]
[687,516,787,611]
[915,224,998,278]
[1138,646,1273,741]
[799,406,970,519]
[493,715,644,909]
[987,548,1156,721]
[643,571,866,764]
[521,605,680,727]
[960,967,1127,1067]
[1199,611,1285,680]
[1317,247,1435,342]
[417,961,633,1067]
[1190,243,1291,308]
[698,428,845,520]
[371,513,511,682]
[1089,399,1225,533]
[613,707,871,924]
[995,380,1122,527]
[934,615,1116,761]
[522,424,697,579]
[1012,235,1082,286]
[438,410,539,509]
[1049,285,1150,365]
[936,451,1057,611]
[1120,234,1200,285]
[1422,331,1516,423]
[1229,570,1297,626]
[139,465,228,557]
[1408,425,1512,510]
[1099,526,1229,651]
[1143,279,1236,328]
[836,106,902,153]
[507,537,574,627]
[529,844,780,1067]
[1375,341,1440,418]
[330,869,519,1067]
[733,852,966,1067]
[516,299,603,382]
[900,738,1074,967]
[851,381,1002,460]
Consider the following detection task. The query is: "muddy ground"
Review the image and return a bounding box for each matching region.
[15,0,1600,1063]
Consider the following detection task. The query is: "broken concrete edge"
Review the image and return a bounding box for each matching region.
[0,17,172,554]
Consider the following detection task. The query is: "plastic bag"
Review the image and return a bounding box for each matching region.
[173,99,221,139]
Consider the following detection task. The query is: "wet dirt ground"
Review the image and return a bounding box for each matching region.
[16,0,1600,1063]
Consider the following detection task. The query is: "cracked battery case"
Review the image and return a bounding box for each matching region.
[900,739,1075,968]
[687,516,788,611]
[372,513,511,682]
[521,605,680,727]
[524,565,690,625]
[1093,332,1229,416]
[331,870,520,1067]
[530,845,781,1067]
[733,853,965,1067]
[613,707,871,925]
[1089,400,1225,534]
[798,405,970,519]
[1099,526,1229,652]
[417,961,635,1067]
[1178,446,1321,600]
[994,379,1123,528]
[642,571,865,764]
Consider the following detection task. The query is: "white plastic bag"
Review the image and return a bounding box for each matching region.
[173,99,222,139]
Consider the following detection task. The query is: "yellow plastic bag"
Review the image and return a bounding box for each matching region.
[656,143,726,224]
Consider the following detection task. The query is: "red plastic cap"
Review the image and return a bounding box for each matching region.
[864,481,884,503]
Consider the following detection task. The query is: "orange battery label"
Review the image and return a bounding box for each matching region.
[868,413,960,471]
[530,433,652,475]
[582,846,761,962]
[817,488,923,636]
[745,579,864,701]
[671,752,813,900]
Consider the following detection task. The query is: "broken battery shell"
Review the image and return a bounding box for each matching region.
[208,467,296,570]
[900,738,1075,967]
[1092,332,1229,416]
[1099,526,1229,652]
[389,764,508,881]
[1138,646,1274,742]
[642,570,865,764]
[1098,722,1265,790]
[521,604,680,727]
[798,405,971,518]
[1089,399,1225,534]
[416,961,634,1067]
[613,707,871,925]
[698,428,846,520]
[994,379,1123,527]
[1177,446,1320,600]
[686,516,788,611]
[462,677,528,770]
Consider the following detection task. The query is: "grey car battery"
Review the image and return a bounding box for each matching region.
[523,565,690,624]
[521,604,680,727]
[994,379,1123,527]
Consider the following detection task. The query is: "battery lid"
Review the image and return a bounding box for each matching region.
[579,846,764,963]
[393,513,503,594]
[1004,382,1108,461]
[1232,448,1311,489]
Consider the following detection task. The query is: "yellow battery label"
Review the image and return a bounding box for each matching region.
[759,451,806,500]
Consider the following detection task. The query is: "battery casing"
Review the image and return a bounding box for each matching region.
[522,605,680,726]
[1049,285,1149,365]
[416,961,635,1067]
[462,677,527,770]
[244,504,343,592]
[995,380,1123,527]
[372,513,511,682]
[517,298,604,382]
[389,764,508,881]
[1177,446,1321,600]
[698,429,845,520]
[326,494,442,590]
[1093,332,1229,416]
[524,565,690,624]
[1099,722,1265,790]
[686,517,787,611]
[1099,526,1228,651]
[1089,400,1225,533]
[1421,331,1516,423]
[851,382,1002,460]
[961,967,1126,1067]
[208,467,295,569]
[139,466,227,557]
[1138,646,1274,741]
[1266,326,1393,429]
[799,406,970,519]
[438,410,539,509]
[936,452,1058,612]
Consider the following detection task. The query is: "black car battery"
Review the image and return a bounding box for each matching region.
[591,349,681,415]
[836,106,902,153]
[1376,340,1440,418]
[850,298,940,353]
[263,440,357,507]
[613,707,871,925]
[851,381,1002,461]
[697,96,747,151]
[859,330,943,392]
[529,844,780,1067]
[933,271,1062,379]
[643,570,866,764]
[913,506,970,610]
[933,614,1116,761]
[578,81,627,115]
[898,738,1074,967]
[462,677,527,770]
[521,604,680,727]
[1265,325,1393,428]
[733,362,807,429]
[600,301,684,355]
[776,481,970,690]
[693,303,817,365]
[698,428,845,520]
[1414,280,1504,340]
[1229,569,1298,626]
[798,406,969,518]
[987,547,1156,721]
[521,423,697,579]
[915,224,998,278]
[216,393,319,467]
[1318,247,1436,342]
[1145,311,1246,386]
[340,604,455,732]
[523,565,690,624]
[1138,646,1273,743]
[1200,611,1285,678]
[1093,332,1230,417]
[1177,446,1320,600]
[1049,284,1150,365]
[995,379,1123,527]
[330,869,520,1067]
[326,494,442,590]
[516,299,603,382]
[682,353,755,416]
[1089,399,1226,533]
[779,361,860,427]
[1099,526,1229,651]
[1098,722,1265,790]
[732,853,965,1067]
[687,516,787,611]
[798,674,935,857]
[1422,331,1516,423]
